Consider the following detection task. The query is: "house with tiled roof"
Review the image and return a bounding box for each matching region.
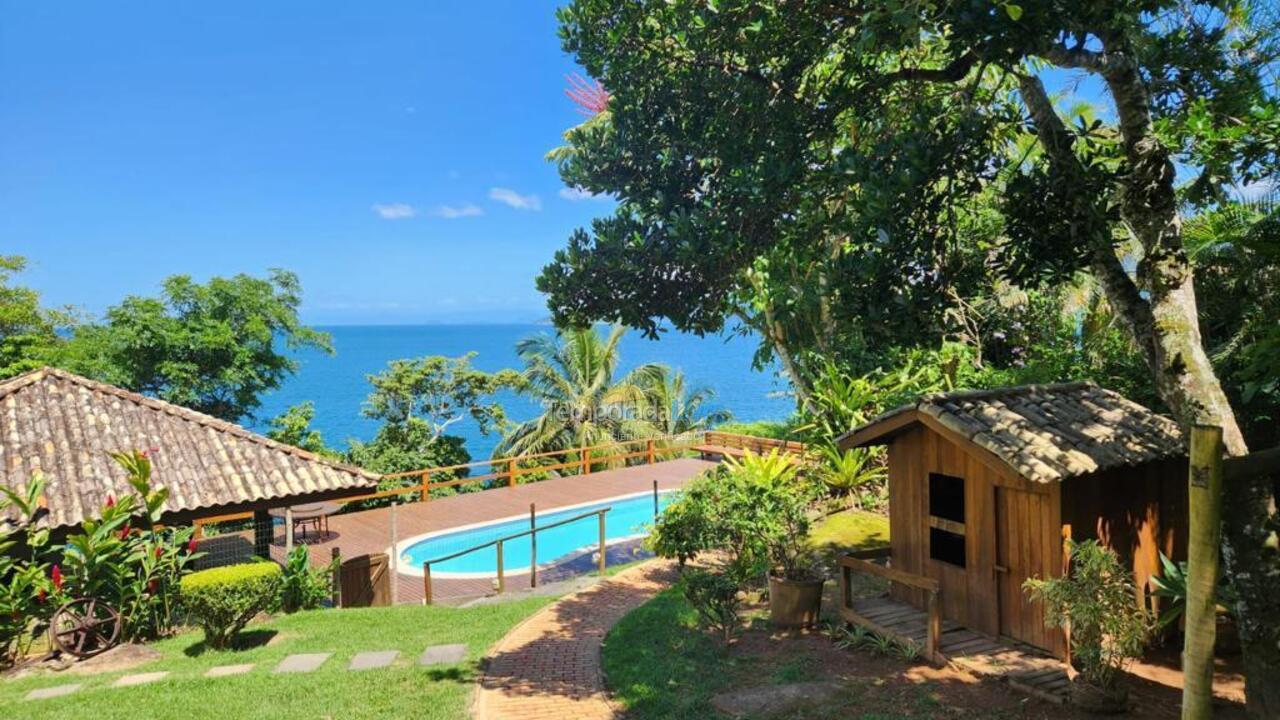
[0,367,378,532]
[837,382,1188,659]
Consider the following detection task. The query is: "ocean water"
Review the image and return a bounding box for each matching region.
[250,324,793,459]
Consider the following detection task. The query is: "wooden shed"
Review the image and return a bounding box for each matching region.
[836,382,1187,658]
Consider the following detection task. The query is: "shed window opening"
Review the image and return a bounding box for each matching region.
[928,473,966,567]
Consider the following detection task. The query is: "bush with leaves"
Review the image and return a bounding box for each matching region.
[648,450,820,583]
[0,475,57,665]
[276,546,332,613]
[181,562,282,650]
[815,444,886,511]
[58,450,201,641]
[1024,540,1151,692]
[678,568,742,646]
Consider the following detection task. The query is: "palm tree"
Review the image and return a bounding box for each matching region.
[640,367,730,438]
[495,325,664,460]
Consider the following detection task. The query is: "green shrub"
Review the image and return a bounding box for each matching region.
[678,569,742,645]
[276,546,332,613]
[1023,540,1151,690]
[181,562,282,649]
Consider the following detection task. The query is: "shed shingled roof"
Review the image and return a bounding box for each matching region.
[837,382,1186,483]
[0,367,378,529]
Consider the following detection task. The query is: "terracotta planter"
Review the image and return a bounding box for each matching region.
[1069,676,1129,714]
[768,575,824,629]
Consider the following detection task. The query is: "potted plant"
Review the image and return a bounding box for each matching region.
[1024,540,1152,714]
[649,450,826,630]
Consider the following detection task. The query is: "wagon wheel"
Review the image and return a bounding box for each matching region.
[49,598,121,659]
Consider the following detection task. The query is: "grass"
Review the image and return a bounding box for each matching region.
[1,597,552,720]
[808,509,890,554]
[713,420,803,440]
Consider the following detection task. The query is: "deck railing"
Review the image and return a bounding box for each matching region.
[419,504,614,605]
[193,430,807,535]
[837,552,944,665]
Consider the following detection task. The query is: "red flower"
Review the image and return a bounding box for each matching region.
[36,588,46,604]
[105,495,115,508]
[51,565,62,592]
[187,538,199,554]
[147,579,158,594]
[154,545,164,559]
[119,523,132,540]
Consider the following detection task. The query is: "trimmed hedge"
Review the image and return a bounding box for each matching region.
[181,562,282,649]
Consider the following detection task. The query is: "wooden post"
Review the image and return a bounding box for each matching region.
[284,507,294,553]
[508,458,517,488]
[496,540,505,594]
[421,472,430,502]
[1183,425,1224,720]
[598,511,607,575]
[925,589,941,664]
[653,480,659,518]
[330,547,342,608]
[390,501,399,606]
[423,562,432,606]
[252,509,273,559]
[529,503,538,588]
[646,438,655,465]
[581,444,590,475]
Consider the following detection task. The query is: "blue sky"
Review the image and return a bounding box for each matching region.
[0,2,613,325]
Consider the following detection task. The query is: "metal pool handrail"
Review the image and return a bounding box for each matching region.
[420,505,613,605]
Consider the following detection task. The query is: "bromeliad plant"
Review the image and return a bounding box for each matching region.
[816,444,886,511]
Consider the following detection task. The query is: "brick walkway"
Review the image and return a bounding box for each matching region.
[473,560,677,720]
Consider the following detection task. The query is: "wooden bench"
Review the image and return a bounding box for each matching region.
[692,444,751,460]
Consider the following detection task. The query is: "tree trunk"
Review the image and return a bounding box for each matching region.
[1022,67,1280,716]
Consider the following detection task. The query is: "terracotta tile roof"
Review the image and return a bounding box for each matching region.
[0,367,378,529]
[839,381,1186,483]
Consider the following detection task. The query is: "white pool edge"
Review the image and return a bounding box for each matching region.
[386,488,678,579]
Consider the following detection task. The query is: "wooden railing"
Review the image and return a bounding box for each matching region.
[420,505,615,605]
[192,430,806,535]
[837,554,944,665]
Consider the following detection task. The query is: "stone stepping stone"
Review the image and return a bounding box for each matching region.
[205,663,255,678]
[348,651,399,671]
[113,671,169,687]
[273,652,331,674]
[25,684,82,701]
[418,644,466,666]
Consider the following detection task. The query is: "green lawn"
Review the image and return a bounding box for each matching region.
[2,597,551,720]
[809,509,890,553]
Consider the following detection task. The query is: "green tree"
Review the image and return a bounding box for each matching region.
[361,353,520,441]
[61,269,330,422]
[548,3,1280,708]
[0,255,73,378]
[265,402,339,459]
[495,325,663,459]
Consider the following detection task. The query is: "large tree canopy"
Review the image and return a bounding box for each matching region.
[546,0,1280,712]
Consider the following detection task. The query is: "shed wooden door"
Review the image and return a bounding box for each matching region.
[994,488,1054,650]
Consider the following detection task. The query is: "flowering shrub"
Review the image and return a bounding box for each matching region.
[0,449,201,665]
[181,562,282,649]
[0,476,56,665]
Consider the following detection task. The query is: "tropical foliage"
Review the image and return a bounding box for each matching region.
[1024,541,1151,692]
[496,326,726,461]
[0,451,201,664]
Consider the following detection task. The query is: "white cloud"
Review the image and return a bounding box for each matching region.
[432,204,484,219]
[488,187,542,211]
[559,186,609,202]
[371,203,417,220]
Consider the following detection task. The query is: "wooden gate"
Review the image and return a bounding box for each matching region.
[339,553,390,608]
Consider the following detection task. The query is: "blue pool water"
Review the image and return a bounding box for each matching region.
[400,492,677,576]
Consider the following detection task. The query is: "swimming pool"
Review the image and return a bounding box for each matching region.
[396,490,677,578]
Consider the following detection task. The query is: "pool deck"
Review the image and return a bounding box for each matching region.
[274,457,714,603]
